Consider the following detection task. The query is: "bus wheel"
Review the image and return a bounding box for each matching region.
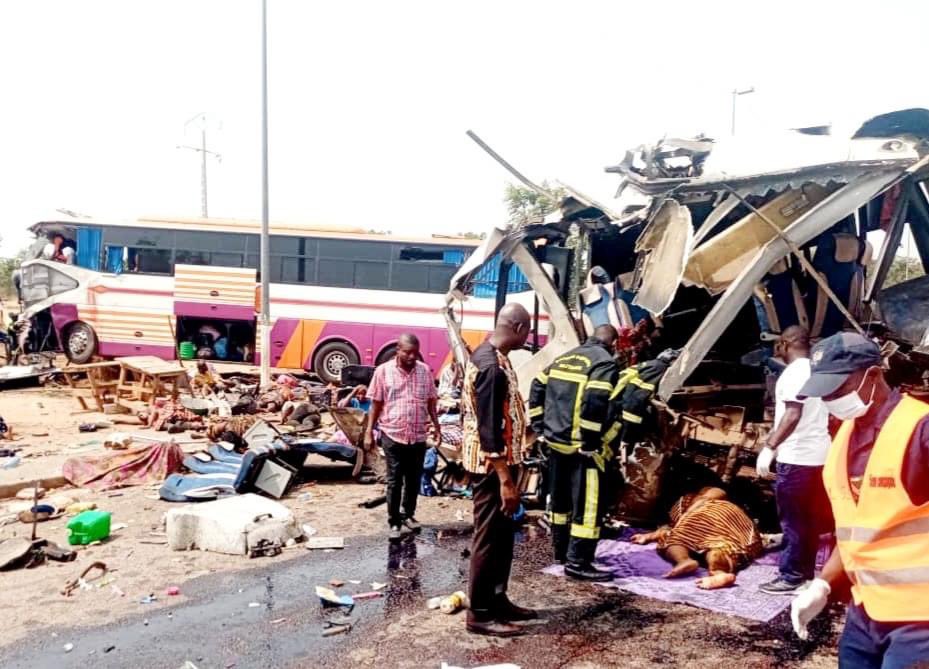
[375,344,396,366]
[65,322,97,364]
[313,341,359,384]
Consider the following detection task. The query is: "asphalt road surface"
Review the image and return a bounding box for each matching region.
[0,525,840,669]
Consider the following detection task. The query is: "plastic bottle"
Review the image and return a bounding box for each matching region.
[439,591,468,614]
[0,455,20,469]
[67,510,112,545]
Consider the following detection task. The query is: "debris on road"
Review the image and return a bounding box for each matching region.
[305,536,344,550]
[315,585,354,608]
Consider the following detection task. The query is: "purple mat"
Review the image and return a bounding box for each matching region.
[542,534,829,622]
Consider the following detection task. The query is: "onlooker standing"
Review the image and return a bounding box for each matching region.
[756,326,832,595]
[461,303,536,637]
[365,334,440,541]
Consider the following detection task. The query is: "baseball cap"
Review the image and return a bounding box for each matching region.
[799,332,882,398]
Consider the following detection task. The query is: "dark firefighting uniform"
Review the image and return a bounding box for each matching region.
[528,338,619,566]
[602,357,672,454]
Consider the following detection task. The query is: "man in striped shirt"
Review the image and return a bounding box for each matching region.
[365,334,440,541]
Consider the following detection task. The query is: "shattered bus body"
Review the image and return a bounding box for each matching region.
[447,108,929,525]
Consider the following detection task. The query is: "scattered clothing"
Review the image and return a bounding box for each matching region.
[63,443,184,491]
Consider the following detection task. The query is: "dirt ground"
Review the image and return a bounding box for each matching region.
[0,383,474,648]
[0,382,841,667]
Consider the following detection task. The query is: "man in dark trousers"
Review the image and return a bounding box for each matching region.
[756,325,832,595]
[790,332,929,665]
[529,324,619,581]
[461,303,535,637]
[365,334,440,541]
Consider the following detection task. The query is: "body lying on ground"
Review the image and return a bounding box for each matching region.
[630,486,763,590]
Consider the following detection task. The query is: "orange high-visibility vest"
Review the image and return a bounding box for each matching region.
[824,394,929,622]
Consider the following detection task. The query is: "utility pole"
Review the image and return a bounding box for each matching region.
[730,87,755,135]
[259,0,271,387]
[178,112,221,218]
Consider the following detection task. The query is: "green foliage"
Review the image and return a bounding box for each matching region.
[457,231,486,239]
[0,248,27,299]
[503,181,566,226]
[884,254,925,288]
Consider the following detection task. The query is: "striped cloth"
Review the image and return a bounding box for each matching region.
[656,495,763,570]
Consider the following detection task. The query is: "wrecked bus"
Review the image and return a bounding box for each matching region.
[446,108,929,525]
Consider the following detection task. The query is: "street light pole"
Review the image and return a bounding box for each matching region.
[730,86,755,135]
[259,0,271,387]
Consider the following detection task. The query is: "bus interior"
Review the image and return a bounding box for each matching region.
[446,108,929,525]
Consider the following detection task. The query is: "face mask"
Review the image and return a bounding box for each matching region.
[825,368,877,420]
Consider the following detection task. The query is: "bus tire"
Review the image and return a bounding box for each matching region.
[64,322,97,364]
[313,341,359,384]
[375,344,397,367]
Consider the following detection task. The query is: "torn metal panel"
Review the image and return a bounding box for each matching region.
[445,226,513,304]
[508,242,580,398]
[658,168,904,400]
[631,199,692,315]
[877,275,929,346]
[682,184,833,295]
[608,123,923,198]
[691,192,741,247]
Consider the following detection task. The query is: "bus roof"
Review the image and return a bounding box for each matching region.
[29,214,484,247]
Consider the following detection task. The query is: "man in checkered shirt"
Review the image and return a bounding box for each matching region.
[365,333,440,541]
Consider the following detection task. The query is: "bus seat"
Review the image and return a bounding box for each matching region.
[578,268,632,334]
[752,258,809,335]
[807,233,870,338]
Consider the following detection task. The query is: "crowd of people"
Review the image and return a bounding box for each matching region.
[351,301,929,664]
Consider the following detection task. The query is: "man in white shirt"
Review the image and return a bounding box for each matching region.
[756,325,833,595]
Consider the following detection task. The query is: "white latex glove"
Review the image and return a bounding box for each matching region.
[791,578,831,640]
[756,446,776,479]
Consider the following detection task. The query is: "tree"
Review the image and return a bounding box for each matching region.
[0,250,26,300]
[884,254,925,288]
[457,231,486,240]
[503,181,566,226]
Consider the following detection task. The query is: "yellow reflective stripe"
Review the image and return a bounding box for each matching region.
[610,368,638,400]
[570,524,600,539]
[535,371,549,384]
[630,378,656,392]
[548,441,581,454]
[586,380,613,393]
[603,422,621,444]
[547,511,569,525]
[622,411,643,424]
[583,467,599,528]
[528,406,544,418]
[592,453,605,472]
[549,369,588,384]
[572,379,586,443]
[579,419,602,432]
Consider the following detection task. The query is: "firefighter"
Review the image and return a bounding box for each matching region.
[529,324,619,581]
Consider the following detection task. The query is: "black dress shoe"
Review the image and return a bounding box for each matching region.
[565,563,613,582]
[494,596,538,622]
[466,619,526,637]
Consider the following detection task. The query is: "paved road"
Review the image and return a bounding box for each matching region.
[0,526,840,669]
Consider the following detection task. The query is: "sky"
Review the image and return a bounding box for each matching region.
[1,0,928,257]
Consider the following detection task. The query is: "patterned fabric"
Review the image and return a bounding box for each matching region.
[461,345,526,473]
[657,496,763,571]
[369,359,437,444]
[148,400,202,431]
[62,442,185,491]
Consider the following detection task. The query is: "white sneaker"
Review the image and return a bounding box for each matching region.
[403,518,422,533]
